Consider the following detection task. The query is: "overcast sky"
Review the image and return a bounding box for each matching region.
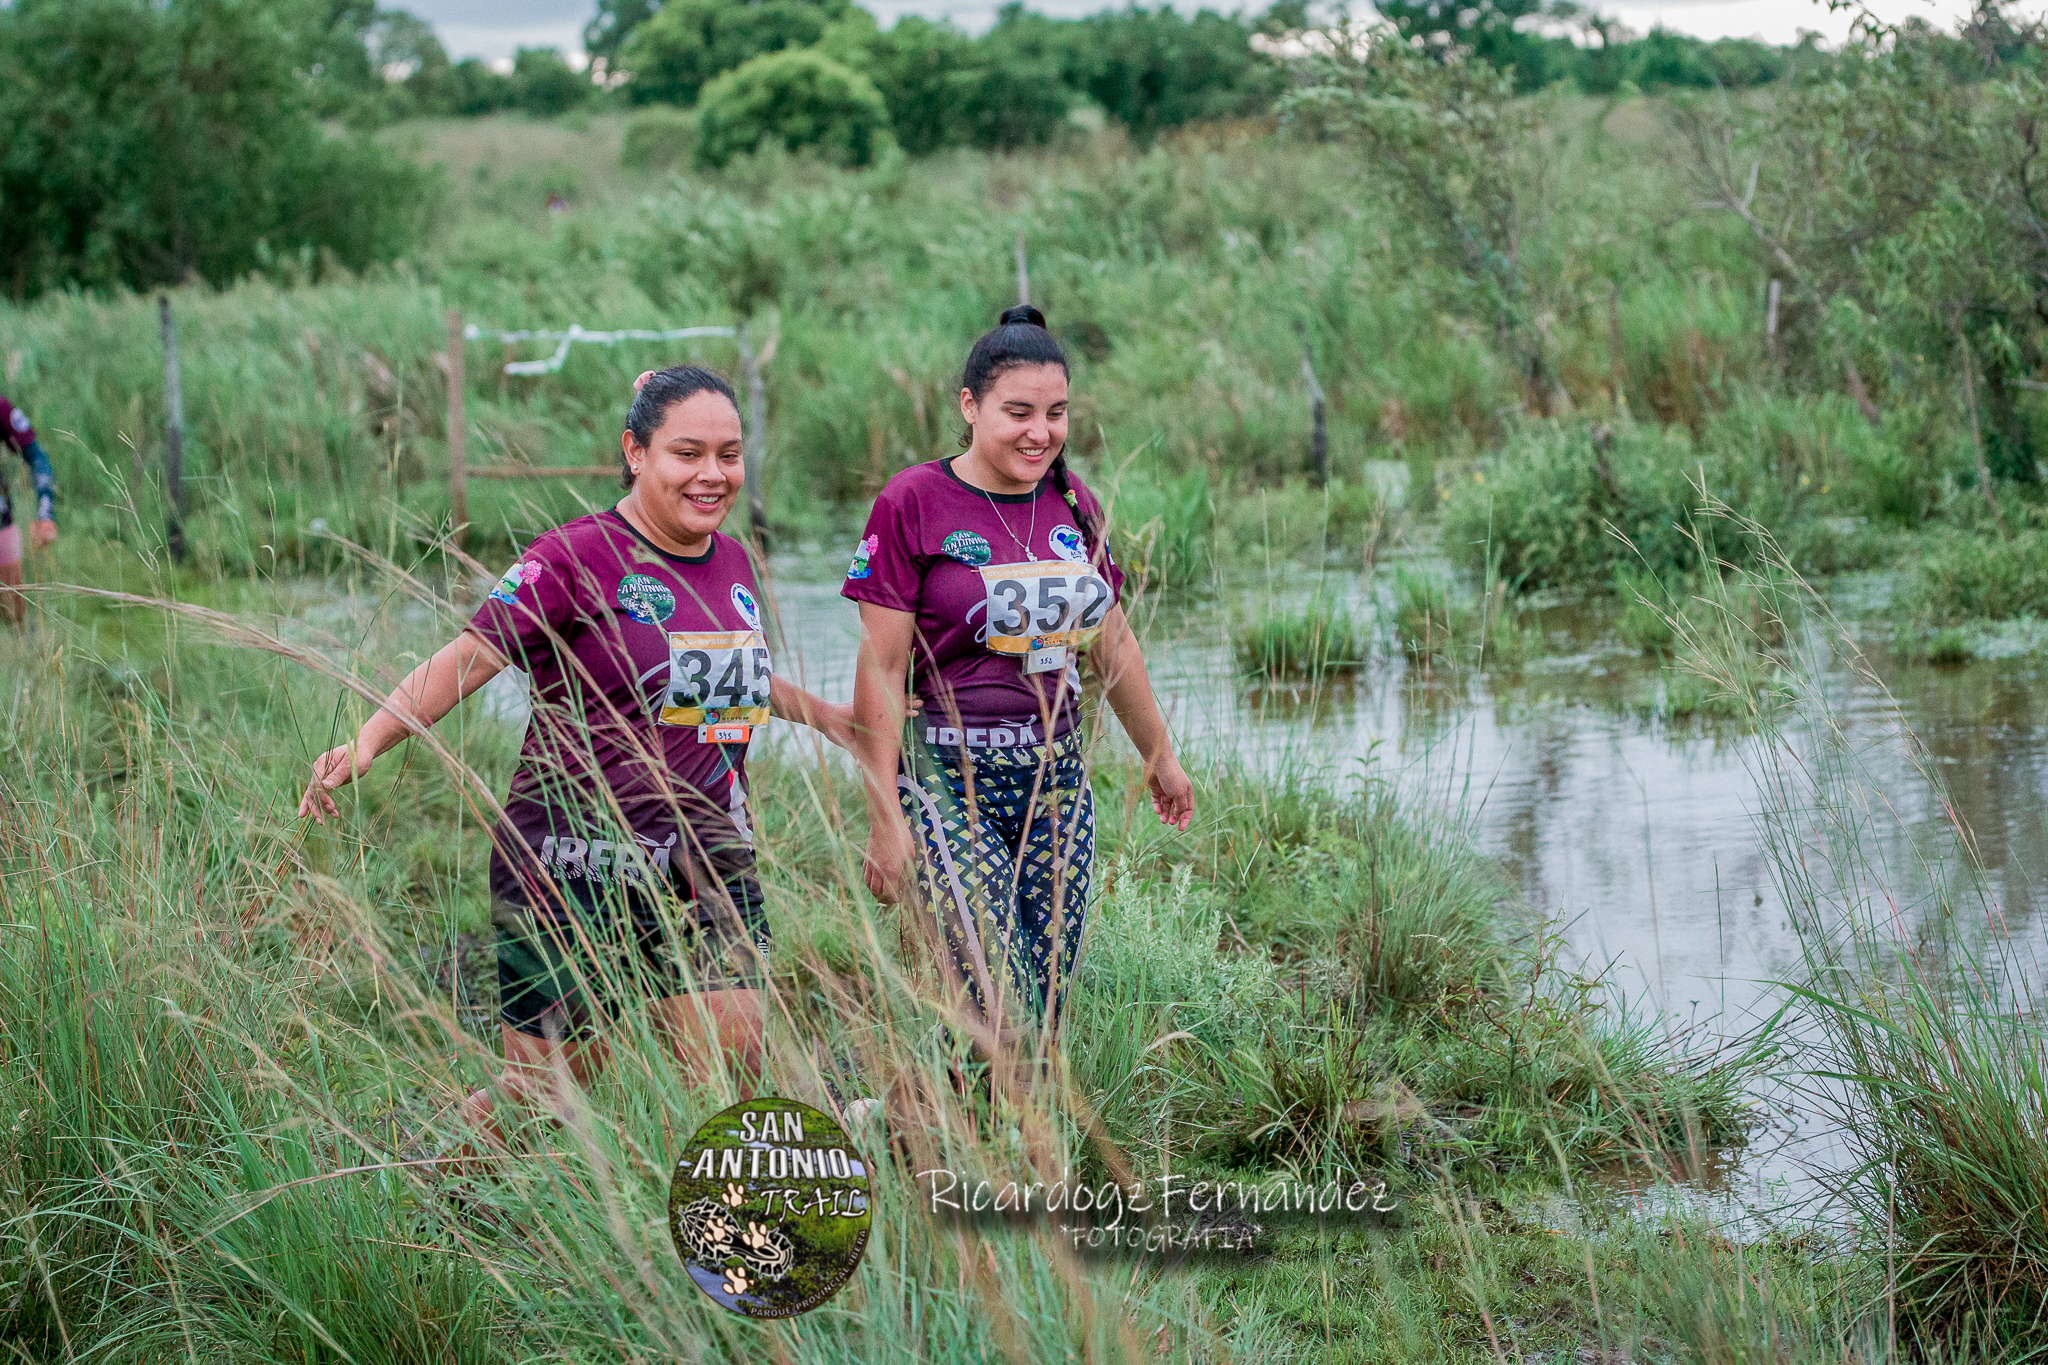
[405,0,2048,64]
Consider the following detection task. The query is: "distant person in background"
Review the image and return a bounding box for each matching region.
[0,394,57,626]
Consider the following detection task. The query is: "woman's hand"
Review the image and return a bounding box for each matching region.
[300,742,372,822]
[1146,753,1194,832]
[862,816,917,904]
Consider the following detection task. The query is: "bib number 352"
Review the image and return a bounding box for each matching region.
[980,561,1111,668]
[659,629,771,741]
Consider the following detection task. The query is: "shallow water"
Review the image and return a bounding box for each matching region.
[755,555,2048,1225]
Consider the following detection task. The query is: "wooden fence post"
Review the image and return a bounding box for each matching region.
[447,307,468,550]
[1296,319,1328,487]
[159,295,186,563]
[738,323,771,551]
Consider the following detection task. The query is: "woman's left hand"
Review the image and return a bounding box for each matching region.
[1146,753,1194,831]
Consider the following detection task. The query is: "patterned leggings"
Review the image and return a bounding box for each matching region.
[897,728,1095,1037]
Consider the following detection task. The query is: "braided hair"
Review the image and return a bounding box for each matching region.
[959,304,1102,553]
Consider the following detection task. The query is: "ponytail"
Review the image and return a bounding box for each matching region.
[961,304,1101,553]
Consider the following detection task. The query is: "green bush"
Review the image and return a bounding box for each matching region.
[511,46,590,116]
[1232,596,1369,680]
[620,104,697,170]
[621,0,854,107]
[693,50,893,170]
[1907,529,2048,624]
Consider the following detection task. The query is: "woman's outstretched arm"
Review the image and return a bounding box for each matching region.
[300,629,510,821]
[769,675,855,749]
[1089,604,1193,831]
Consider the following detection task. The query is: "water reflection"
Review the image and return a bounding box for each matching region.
[754,557,2048,1214]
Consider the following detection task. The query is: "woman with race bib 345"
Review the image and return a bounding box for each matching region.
[845,305,1193,1066]
[301,366,851,1140]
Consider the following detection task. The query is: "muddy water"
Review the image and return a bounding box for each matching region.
[756,557,2048,1221]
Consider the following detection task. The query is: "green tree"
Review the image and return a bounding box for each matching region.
[620,0,855,107]
[0,0,436,296]
[829,10,1070,154]
[1679,13,2048,482]
[1062,5,1282,144]
[1283,19,1568,411]
[512,46,591,115]
[694,49,891,168]
[586,0,662,73]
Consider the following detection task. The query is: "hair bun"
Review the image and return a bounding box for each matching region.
[998,304,1047,329]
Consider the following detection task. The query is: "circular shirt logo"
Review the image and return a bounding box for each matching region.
[1048,525,1088,565]
[942,530,992,567]
[669,1099,872,1319]
[617,573,676,626]
[730,583,761,629]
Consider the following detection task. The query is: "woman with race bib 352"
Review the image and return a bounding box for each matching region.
[845,305,1193,1068]
[300,366,851,1141]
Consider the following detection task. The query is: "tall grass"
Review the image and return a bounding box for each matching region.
[1231,595,1368,680]
[0,101,1779,582]
[0,542,1766,1359]
[1661,501,2048,1350]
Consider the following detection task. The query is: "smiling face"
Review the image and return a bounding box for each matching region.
[620,389,744,553]
[959,363,1069,494]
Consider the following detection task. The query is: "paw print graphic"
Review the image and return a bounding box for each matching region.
[701,1211,733,1247]
[742,1220,771,1251]
[722,1182,746,1208]
[721,1265,751,1297]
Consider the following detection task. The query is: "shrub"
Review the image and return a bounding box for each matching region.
[621,0,854,107]
[1906,529,2048,624]
[511,46,590,116]
[1233,597,1369,680]
[693,50,893,170]
[620,104,697,170]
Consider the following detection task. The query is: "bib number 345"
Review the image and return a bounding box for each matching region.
[659,630,771,741]
[981,561,1111,672]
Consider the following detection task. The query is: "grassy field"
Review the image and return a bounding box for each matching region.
[0,98,2044,1360]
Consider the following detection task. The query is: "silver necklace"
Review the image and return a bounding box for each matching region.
[966,457,1040,559]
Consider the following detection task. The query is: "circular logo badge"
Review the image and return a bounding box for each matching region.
[617,573,676,626]
[730,583,761,629]
[669,1099,872,1319]
[1048,525,1088,565]
[942,530,992,567]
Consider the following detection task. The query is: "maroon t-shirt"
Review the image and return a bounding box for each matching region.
[467,509,771,911]
[0,396,36,452]
[841,457,1123,746]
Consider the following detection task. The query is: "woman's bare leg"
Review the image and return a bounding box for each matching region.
[458,1025,611,1152]
[649,988,765,1086]
[0,557,23,627]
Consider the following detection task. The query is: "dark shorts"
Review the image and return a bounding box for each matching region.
[495,872,769,1040]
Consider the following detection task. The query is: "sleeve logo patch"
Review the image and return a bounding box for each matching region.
[845,534,878,580]
[489,559,543,605]
[1048,525,1088,564]
[8,409,29,433]
[941,530,991,566]
[618,573,677,625]
[730,583,761,629]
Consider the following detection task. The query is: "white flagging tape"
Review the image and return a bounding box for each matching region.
[462,323,738,376]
